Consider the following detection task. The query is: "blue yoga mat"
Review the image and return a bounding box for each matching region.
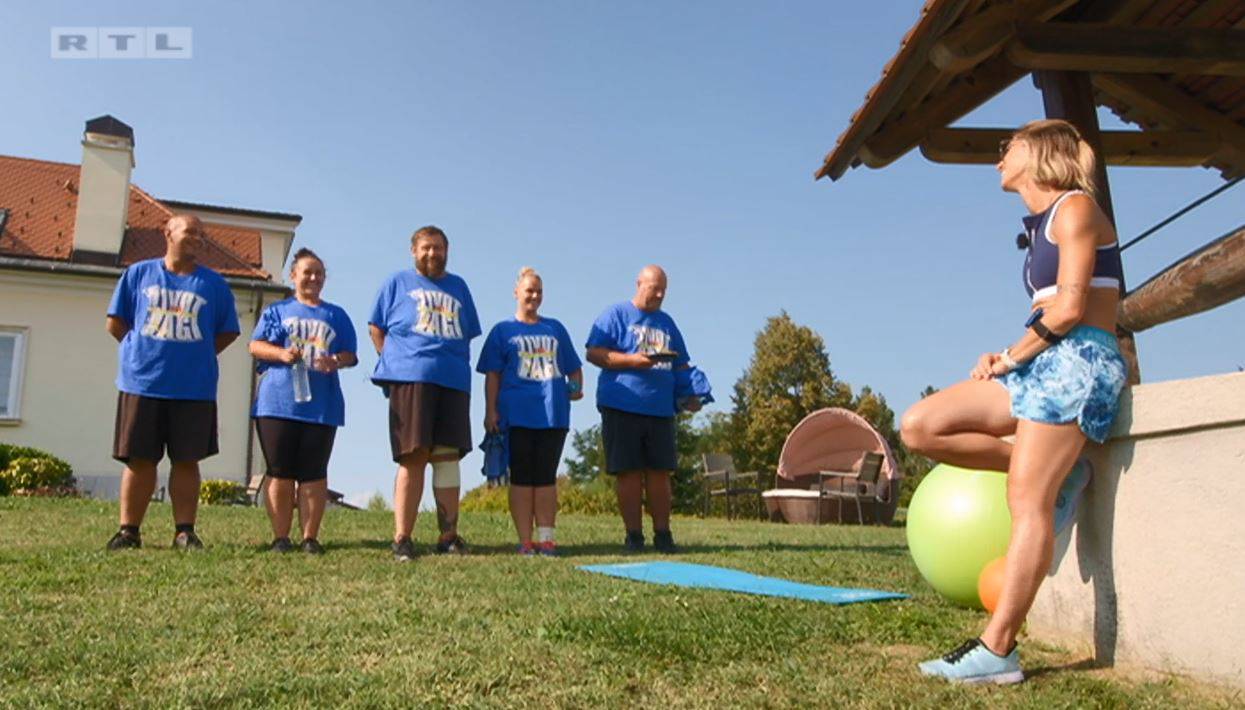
[579,561,907,605]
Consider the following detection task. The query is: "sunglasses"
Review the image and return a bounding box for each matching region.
[998,138,1012,159]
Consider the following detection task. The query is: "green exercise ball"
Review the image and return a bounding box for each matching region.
[906,464,1012,608]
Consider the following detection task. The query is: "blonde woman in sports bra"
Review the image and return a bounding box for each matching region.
[901,119,1127,684]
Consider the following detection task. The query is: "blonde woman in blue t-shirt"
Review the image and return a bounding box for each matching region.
[477,267,584,555]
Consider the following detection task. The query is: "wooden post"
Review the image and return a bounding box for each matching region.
[1036,70,1141,383]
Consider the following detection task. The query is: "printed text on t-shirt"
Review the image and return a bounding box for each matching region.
[141,286,207,342]
[630,324,673,370]
[282,317,337,362]
[512,335,561,381]
[410,289,463,339]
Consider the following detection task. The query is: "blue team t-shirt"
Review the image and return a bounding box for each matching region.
[585,301,690,418]
[368,269,481,392]
[107,258,241,401]
[250,298,357,427]
[476,317,583,430]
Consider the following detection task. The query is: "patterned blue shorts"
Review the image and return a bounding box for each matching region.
[996,325,1127,443]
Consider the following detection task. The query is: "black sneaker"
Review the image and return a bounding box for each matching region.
[106,530,142,551]
[172,531,205,551]
[624,530,645,553]
[392,536,416,562]
[434,534,469,555]
[300,538,324,555]
[270,537,294,553]
[653,530,678,554]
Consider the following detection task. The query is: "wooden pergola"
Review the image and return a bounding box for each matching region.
[817,0,1245,382]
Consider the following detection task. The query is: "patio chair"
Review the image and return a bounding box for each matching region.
[702,453,763,520]
[817,451,885,524]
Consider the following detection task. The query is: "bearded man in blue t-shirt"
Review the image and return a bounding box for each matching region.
[586,265,700,554]
[369,226,481,561]
[104,215,241,552]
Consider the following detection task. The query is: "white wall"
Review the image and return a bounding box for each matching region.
[1030,371,1245,688]
[0,269,272,497]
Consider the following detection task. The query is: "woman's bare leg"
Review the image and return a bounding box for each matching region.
[297,479,328,540]
[900,379,1016,470]
[510,484,534,546]
[980,419,1086,655]
[534,485,557,529]
[265,477,296,539]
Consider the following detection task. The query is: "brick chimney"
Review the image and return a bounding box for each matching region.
[71,115,134,265]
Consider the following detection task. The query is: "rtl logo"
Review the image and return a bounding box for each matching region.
[51,27,193,59]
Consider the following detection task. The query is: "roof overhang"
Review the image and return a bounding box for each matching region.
[817,0,1245,182]
[0,254,290,294]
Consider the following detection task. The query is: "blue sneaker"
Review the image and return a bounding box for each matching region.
[1054,458,1093,535]
[918,638,1024,685]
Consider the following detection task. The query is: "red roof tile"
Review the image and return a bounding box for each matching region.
[0,154,270,280]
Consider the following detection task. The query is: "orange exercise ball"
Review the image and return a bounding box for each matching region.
[977,556,1007,613]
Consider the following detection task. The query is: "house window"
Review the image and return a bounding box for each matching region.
[0,328,27,420]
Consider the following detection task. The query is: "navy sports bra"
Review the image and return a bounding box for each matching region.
[1021,190,1124,301]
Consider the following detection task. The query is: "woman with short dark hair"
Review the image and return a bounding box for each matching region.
[250,248,358,554]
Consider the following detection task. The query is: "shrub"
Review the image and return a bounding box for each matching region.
[556,476,617,515]
[459,482,509,513]
[459,476,618,515]
[12,484,80,498]
[0,446,75,496]
[199,479,248,505]
[0,443,60,471]
[365,492,390,512]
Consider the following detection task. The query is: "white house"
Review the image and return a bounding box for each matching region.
[0,115,300,497]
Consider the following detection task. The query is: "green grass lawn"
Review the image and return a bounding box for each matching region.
[0,498,1236,708]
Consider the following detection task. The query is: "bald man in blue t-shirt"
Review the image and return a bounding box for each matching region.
[586,265,700,554]
[104,215,240,552]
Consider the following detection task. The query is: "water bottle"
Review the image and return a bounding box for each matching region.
[291,355,312,403]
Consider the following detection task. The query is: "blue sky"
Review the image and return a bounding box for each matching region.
[4,2,1242,504]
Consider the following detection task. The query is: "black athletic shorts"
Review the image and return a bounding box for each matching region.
[254,417,337,482]
[112,392,218,464]
[385,382,472,462]
[599,406,677,475]
[508,427,568,487]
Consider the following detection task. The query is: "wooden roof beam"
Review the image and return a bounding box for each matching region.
[858,55,1028,169]
[1008,22,1245,76]
[1093,73,1245,174]
[1119,224,1245,332]
[920,128,1222,166]
[930,0,1079,73]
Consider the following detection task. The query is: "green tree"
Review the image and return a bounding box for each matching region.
[897,385,939,508]
[366,492,389,512]
[671,410,740,514]
[561,412,734,515]
[730,312,852,483]
[563,424,604,484]
[850,385,896,443]
[672,414,703,512]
